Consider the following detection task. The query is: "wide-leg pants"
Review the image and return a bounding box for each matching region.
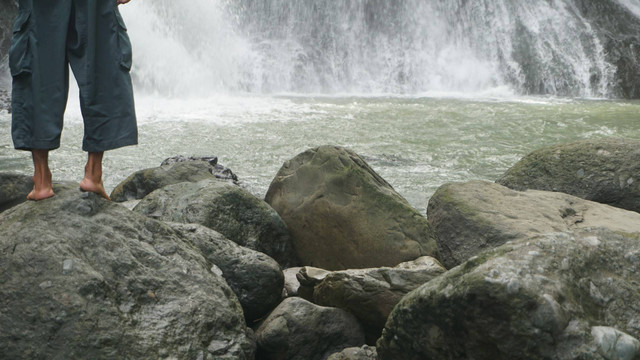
[9,0,138,152]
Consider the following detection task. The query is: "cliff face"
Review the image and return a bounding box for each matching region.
[573,0,640,98]
[0,0,17,88]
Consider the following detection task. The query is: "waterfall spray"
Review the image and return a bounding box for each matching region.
[121,0,636,97]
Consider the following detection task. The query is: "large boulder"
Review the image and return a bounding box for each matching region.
[256,297,366,360]
[312,256,446,343]
[167,222,284,322]
[497,139,640,213]
[0,172,32,213]
[110,157,236,202]
[0,184,255,359]
[377,229,640,360]
[265,145,439,270]
[134,179,298,267]
[427,180,640,268]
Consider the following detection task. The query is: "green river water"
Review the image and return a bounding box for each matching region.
[1,95,639,213]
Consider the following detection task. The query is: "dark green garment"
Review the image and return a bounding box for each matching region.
[10,0,138,152]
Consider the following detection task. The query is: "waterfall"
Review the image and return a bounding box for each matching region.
[120,0,638,97]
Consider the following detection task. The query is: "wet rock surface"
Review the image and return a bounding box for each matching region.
[110,158,237,202]
[327,345,378,360]
[311,256,446,343]
[161,155,238,182]
[134,179,298,267]
[167,222,284,322]
[573,0,640,99]
[256,297,365,360]
[497,139,640,213]
[428,180,640,268]
[377,229,640,360]
[0,184,255,359]
[0,172,32,213]
[266,145,438,270]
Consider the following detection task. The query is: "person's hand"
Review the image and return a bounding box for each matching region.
[117,0,131,4]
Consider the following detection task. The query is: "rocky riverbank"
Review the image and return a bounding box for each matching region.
[1,139,640,359]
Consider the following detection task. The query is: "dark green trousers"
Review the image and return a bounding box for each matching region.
[10,0,138,152]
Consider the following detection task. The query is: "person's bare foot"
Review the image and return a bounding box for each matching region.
[80,151,110,200]
[80,177,110,200]
[27,184,55,200]
[27,153,55,201]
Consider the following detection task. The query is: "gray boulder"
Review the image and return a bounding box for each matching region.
[0,172,32,213]
[497,139,640,213]
[167,223,284,322]
[110,159,235,202]
[282,267,303,298]
[0,184,255,359]
[134,179,298,267]
[256,297,366,360]
[377,229,640,360]
[312,257,446,343]
[296,266,331,301]
[161,155,238,182]
[327,345,378,360]
[428,180,640,268]
[265,145,439,270]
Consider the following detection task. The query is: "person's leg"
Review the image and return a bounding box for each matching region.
[68,0,137,200]
[79,152,110,200]
[27,149,54,200]
[10,1,72,152]
[68,0,138,153]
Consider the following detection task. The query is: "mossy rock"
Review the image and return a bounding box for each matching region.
[428,180,640,268]
[110,161,220,202]
[265,145,439,270]
[0,184,255,359]
[377,229,640,360]
[0,172,32,213]
[497,139,640,213]
[134,179,298,267]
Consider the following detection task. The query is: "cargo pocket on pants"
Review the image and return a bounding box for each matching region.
[9,10,32,77]
[113,9,133,72]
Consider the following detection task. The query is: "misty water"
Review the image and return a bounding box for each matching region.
[1,0,639,213]
[2,95,638,213]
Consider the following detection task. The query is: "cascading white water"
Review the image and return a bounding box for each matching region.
[120,0,634,97]
[620,0,640,18]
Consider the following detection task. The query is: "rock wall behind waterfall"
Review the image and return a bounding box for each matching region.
[0,0,17,89]
[574,0,640,98]
[230,0,640,97]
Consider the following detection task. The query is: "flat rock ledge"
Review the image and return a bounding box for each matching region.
[428,180,640,269]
